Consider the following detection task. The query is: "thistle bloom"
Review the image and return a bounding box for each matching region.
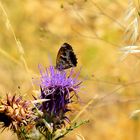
[36,65,82,131]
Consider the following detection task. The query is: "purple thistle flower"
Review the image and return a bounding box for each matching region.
[36,65,82,130]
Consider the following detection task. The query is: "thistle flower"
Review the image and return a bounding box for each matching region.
[0,94,35,134]
[35,65,82,132]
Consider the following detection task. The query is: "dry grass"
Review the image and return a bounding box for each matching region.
[0,0,140,140]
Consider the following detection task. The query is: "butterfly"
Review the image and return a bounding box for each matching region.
[56,43,77,70]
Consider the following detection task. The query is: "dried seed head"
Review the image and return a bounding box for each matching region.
[0,94,35,133]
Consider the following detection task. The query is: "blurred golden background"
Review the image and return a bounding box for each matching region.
[0,0,140,140]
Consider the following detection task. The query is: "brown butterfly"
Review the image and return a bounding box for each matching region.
[56,43,77,70]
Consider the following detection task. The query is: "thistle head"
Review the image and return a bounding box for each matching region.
[35,65,82,131]
[0,94,35,133]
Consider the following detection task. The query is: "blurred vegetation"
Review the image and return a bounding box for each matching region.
[0,0,140,140]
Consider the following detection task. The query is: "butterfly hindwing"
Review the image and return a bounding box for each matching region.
[56,43,77,70]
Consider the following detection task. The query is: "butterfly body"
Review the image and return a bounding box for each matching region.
[56,43,77,70]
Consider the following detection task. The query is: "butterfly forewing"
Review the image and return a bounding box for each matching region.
[56,43,77,70]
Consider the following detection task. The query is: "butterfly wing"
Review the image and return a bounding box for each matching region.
[56,43,77,70]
